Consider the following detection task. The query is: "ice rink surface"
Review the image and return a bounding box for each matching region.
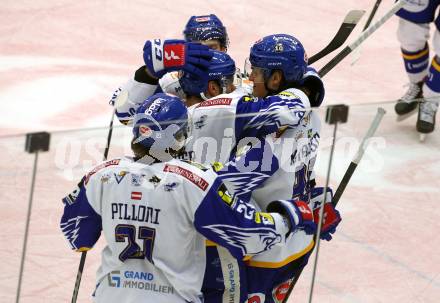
[0,1,439,302]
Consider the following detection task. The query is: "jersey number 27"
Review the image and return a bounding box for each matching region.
[115,224,156,263]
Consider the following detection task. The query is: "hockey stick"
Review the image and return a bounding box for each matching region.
[282,107,386,303]
[319,0,405,77]
[333,107,386,205]
[363,0,383,32]
[309,10,365,65]
[351,0,383,65]
[70,106,117,303]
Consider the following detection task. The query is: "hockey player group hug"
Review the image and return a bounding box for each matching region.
[60,1,439,302]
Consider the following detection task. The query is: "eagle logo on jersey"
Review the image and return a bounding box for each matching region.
[60,215,88,250]
[203,224,282,255]
[218,172,271,198]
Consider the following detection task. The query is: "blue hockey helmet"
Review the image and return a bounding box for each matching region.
[183,14,229,50]
[249,34,308,82]
[180,50,236,96]
[132,93,188,153]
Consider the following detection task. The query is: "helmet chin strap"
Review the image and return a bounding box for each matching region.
[200,92,209,101]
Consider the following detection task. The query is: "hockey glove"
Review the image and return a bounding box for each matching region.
[310,187,341,241]
[267,199,316,236]
[299,67,325,107]
[143,39,213,78]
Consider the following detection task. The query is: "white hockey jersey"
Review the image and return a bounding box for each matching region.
[60,157,290,303]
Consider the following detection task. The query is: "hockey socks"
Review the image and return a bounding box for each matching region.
[401,43,430,83]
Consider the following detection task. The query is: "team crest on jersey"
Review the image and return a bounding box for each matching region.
[131,173,145,186]
[202,225,282,255]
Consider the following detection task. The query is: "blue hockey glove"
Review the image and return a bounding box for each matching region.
[143,39,213,78]
[267,199,316,236]
[311,187,341,241]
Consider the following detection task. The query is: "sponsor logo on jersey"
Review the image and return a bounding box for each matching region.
[115,171,128,184]
[217,183,234,206]
[131,191,142,200]
[163,164,209,190]
[149,175,161,187]
[194,114,207,129]
[241,96,258,103]
[212,161,224,172]
[196,97,232,108]
[107,270,173,293]
[272,279,293,303]
[277,91,298,98]
[164,182,179,191]
[62,180,83,205]
[163,44,185,68]
[108,271,121,287]
[100,173,112,183]
[84,159,120,184]
[247,293,265,303]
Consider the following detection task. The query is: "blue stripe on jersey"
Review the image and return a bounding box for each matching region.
[60,180,102,250]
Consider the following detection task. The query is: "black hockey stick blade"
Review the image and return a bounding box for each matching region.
[308,10,365,65]
[319,0,405,77]
[363,0,382,31]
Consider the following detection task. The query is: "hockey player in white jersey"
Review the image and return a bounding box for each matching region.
[60,93,317,303]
